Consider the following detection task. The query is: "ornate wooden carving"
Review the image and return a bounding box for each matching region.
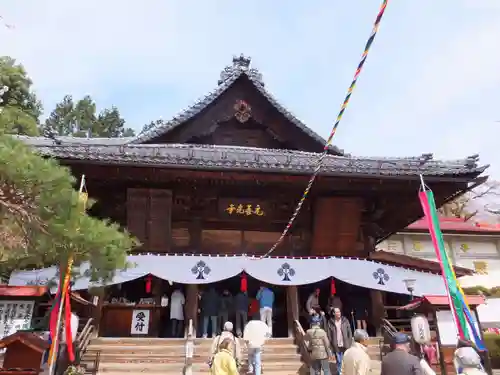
[233,100,252,123]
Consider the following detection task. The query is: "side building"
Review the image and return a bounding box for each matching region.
[377,217,500,274]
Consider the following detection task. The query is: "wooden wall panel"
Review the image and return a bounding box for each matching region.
[127,188,173,252]
[148,189,172,252]
[311,197,363,256]
[126,188,149,249]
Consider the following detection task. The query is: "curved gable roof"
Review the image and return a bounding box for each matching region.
[131,55,344,155]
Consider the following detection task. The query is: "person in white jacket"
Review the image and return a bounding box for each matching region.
[341,329,371,375]
[170,289,185,337]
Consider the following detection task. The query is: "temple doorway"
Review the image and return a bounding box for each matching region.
[196,273,288,338]
[298,278,376,336]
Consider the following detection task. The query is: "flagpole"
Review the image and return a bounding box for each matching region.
[48,175,85,375]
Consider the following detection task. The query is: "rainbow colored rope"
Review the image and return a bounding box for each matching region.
[261,0,389,258]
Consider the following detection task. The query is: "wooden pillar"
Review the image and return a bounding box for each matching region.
[370,289,385,336]
[185,284,199,338]
[286,286,299,337]
[92,288,106,337]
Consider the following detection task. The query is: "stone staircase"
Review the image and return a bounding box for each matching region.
[81,337,306,374]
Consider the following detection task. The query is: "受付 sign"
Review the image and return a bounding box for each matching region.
[131,309,150,335]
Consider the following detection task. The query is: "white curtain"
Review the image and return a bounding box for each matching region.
[9,255,446,296]
[244,256,333,286]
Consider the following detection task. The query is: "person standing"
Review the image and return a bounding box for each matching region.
[306,288,322,314]
[219,290,233,333]
[234,290,248,337]
[326,307,353,374]
[210,337,239,375]
[170,288,185,337]
[201,287,220,338]
[210,322,241,369]
[454,346,487,375]
[341,329,371,375]
[256,285,274,336]
[243,320,270,375]
[305,315,332,375]
[381,333,422,375]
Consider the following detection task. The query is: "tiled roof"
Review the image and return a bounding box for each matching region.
[130,55,344,155]
[18,136,488,177]
[405,216,500,233]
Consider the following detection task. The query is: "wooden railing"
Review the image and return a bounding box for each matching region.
[293,319,311,365]
[184,319,194,375]
[75,318,99,375]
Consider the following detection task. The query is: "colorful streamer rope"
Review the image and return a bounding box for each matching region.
[260,0,389,258]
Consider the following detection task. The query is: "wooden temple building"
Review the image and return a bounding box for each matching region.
[11,55,487,338]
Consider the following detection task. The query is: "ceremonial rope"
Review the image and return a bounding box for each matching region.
[259,0,389,259]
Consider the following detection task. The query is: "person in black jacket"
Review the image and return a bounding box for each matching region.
[234,291,248,337]
[201,287,220,338]
[219,290,233,333]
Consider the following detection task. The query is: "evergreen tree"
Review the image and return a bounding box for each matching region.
[0,58,138,282]
[0,56,42,135]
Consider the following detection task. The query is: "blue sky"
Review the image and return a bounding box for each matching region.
[1,0,499,180]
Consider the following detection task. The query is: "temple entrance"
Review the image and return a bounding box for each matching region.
[196,273,288,338]
[298,278,376,336]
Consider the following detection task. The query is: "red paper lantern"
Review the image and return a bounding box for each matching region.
[330,277,336,296]
[240,272,247,292]
[145,274,153,294]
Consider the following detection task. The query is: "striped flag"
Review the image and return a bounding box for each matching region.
[418,186,484,350]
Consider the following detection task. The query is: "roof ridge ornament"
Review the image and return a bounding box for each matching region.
[218,54,264,87]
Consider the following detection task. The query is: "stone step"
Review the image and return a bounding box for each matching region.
[91,337,293,345]
[86,343,298,353]
[92,360,304,372]
[83,351,301,363]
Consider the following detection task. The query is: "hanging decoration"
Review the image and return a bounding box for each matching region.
[260,0,390,258]
[145,274,153,294]
[418,177,485,350]
[10,254,446,295]
[330,277,337,296]
[240,272,248,293]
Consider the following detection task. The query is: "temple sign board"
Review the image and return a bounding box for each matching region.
[131,309,150,335]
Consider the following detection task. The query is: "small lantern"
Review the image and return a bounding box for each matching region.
[403,278,416,299]
[145,274,153,294]
[240,272,248,293]
[330,278,337,296]
[411,315,431,345]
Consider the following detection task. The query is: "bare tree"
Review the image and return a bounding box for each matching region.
[439,180,500,221]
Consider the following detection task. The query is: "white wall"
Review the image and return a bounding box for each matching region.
[377,233,500,273]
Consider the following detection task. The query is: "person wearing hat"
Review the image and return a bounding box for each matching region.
[210,321,242,369]
[454,346,487,375]
[305,314,332,375]
[381,333,422,375]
